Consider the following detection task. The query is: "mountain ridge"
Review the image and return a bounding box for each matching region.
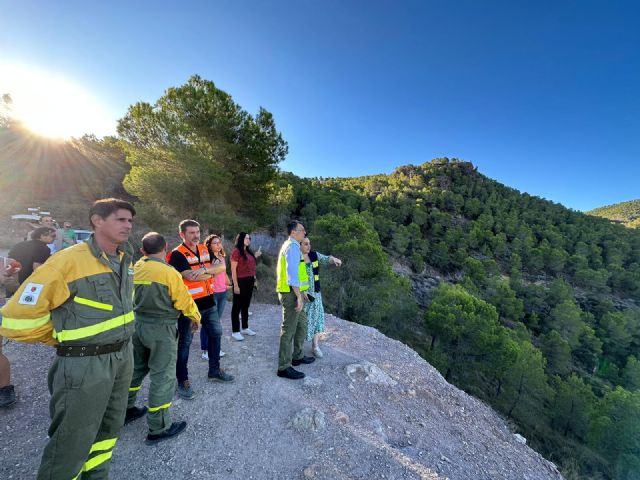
[588,199,640,228]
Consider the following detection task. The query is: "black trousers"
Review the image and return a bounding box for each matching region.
[231,276,254,332]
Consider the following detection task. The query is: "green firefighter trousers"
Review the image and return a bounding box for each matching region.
[37,341,133,480]
[277,291,309,371]
[127,322,177,435]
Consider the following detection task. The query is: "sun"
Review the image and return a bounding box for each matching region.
[0,63,115,139]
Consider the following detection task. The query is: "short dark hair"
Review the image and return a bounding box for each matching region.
[32,227,55,241]
[141,232,167,255]
[179,219,200,233]
[287,220,302,235]
[89,198,136,229]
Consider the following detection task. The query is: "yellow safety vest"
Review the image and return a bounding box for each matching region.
[276,239,309,293]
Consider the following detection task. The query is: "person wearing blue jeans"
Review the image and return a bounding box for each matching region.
[199,292,227,358]
[200,234,233,361]
[168,220,234,400]
[177,306,223,384]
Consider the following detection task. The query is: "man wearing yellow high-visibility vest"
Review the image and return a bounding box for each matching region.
[0,198,136,480]
[276,220,315,380]
[125,232,201,444]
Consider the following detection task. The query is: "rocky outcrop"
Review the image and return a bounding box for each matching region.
[0,304,562,480]
[391,260,443,308]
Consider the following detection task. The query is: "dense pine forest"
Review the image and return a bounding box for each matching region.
[290,160,640,480]
[2,78,640,479]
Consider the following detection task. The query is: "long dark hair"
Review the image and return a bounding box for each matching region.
[234,232,255,259]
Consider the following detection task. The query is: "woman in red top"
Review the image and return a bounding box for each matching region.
[230,232,261,341]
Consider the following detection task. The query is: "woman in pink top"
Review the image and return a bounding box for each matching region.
[200,234,232,360]
[230,232,261,341]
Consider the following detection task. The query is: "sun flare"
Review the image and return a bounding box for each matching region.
[0,63,115,139]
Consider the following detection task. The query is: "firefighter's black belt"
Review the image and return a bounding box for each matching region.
[56,341,126,357]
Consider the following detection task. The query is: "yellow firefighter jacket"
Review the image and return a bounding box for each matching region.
[0,235,135,346]
[133,256,201,324]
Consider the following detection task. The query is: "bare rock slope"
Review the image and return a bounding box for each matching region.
[0,304,562,480]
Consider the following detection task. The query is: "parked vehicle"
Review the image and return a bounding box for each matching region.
[10,213,59,229]
[74,230,92,243]
[10,209,91,244]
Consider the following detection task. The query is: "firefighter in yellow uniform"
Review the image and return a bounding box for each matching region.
[0,199,136,480]
[125,232,201,444]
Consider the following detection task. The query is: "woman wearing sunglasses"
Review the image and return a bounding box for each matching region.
[200,234,233,359]
[299,237,342,358]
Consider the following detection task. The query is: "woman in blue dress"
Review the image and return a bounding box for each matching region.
[299,237,342,358]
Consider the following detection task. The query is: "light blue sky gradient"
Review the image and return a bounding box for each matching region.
[1,0,638,211]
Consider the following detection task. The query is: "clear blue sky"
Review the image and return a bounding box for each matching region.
[2,0,638,211]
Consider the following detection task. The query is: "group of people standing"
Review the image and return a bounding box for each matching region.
[0,216,78,408]
[0,198,342,479]
[197,230,262,360]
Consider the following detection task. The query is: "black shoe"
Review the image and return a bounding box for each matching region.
[124,406,148,425]
[277,367,305,380]
[292,356,315,366]
[208,370,234,382]
[0,385,16,408]
[146,421,187,445]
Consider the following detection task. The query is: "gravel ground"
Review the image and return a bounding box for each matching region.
[0,304,562,480]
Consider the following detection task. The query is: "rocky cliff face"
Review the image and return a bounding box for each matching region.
[0,304,562,480]
[391,260,443,308]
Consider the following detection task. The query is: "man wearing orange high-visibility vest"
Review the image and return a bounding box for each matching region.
[167,219,234,400]
[0,198,136,480]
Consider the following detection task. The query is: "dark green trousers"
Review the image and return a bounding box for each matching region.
[277,292,308,371]
[38,341,133,480]
[127,322,177,435]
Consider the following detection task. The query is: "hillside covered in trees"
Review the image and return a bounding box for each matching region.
[2,77,640,479]
[290,161,640,480]
[589,199,640,229]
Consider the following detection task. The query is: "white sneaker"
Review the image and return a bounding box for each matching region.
[313,347,323,358]
[201,351,209,360]
[248,311,253,316]
[241,328,256,336]
[219,351,226,358]
[231,332,245,341]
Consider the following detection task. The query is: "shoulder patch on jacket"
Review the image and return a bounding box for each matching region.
[18,283,44,305]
